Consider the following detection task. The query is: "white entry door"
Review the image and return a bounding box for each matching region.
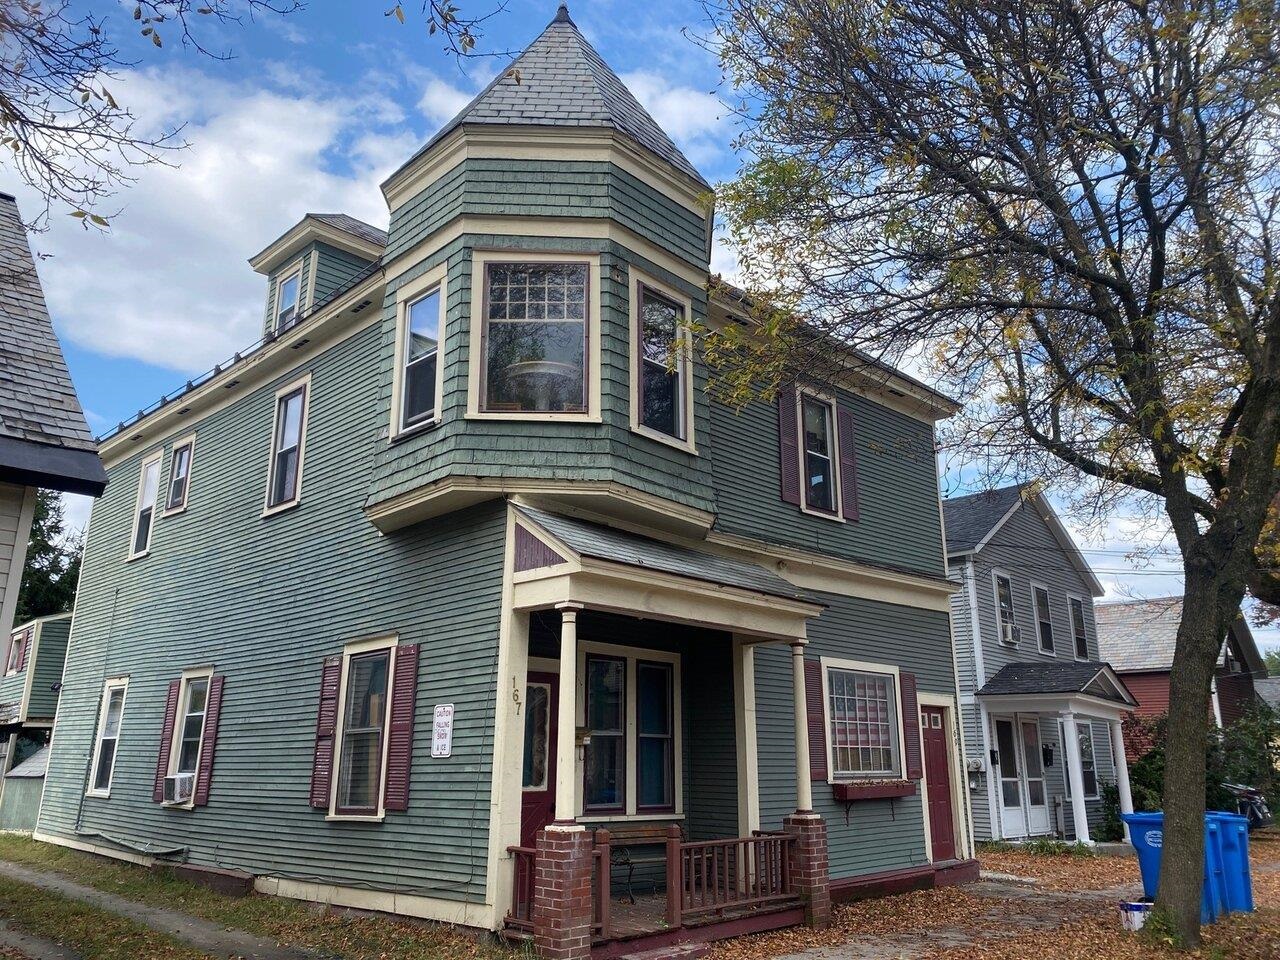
[1019,719,1051,835]
[993,717,1027,839]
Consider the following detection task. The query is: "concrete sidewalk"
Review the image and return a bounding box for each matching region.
[0,859,332,960]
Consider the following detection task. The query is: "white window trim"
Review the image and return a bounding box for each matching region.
[627,267,696,454]
[273,262,305,333]
[819,655,906,782]
[1067,594,1091,661]
[466,250,603,423]
[163,665,214,810]
[86,677,129,798]
[991,569,1018,645]
[796,388,844,523]
[327,634,398,822]
[3,629,25,677]
[575,641,683,822]
[161,434,197,517]
[262,373,312,518]
[127,451,163,561]
[390,262,448,440]
[1030,582,1056,656]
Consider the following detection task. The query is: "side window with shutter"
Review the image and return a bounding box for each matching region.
[779,387,863,521]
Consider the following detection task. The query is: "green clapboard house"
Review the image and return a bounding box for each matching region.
[37,6,975,955]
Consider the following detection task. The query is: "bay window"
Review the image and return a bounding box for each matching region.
[401,287,441,429]
[481,262,588,414]
[637,286,685,441]
[825,664,901,778]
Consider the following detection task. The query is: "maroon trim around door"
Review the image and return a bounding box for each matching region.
[309,656,342,808]
[152,679,181,803]
[383,642,420,812]
[193,674,224,807]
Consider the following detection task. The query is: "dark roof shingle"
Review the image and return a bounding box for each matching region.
[393,4,708,188]
[307,213,387,249]
[942,484,1029,554]
[978,660,1131,705]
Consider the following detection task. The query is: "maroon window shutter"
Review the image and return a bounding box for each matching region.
[900,672,923,780]
[804,659,828,782]
[310,656,343,808]
[836,406,861,522]
[193,674,225,807]
[383,642,420,812]
[152,679,181,802]
[15,631,29,671]
[778,386,801,506]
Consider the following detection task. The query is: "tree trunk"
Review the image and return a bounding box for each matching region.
[1155,571,1242,945]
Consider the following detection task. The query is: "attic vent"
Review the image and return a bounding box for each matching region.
[177,407,191,416]
[350,299,373,314]
[291,338,311,349]
[223,379,240,389]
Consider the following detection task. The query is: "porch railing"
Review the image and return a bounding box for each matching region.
[506,845,536,933]
[669,826,798,926]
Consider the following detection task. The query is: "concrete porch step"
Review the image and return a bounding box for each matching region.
[612,944,710,960]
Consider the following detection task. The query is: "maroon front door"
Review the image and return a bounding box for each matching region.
[520,672,559,847]
[921,705,957,862]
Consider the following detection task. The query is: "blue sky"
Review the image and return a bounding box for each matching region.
[6,0,1276,650]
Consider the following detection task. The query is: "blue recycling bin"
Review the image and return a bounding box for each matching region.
[1207,812,1254,913]
[1122,812,1229,924]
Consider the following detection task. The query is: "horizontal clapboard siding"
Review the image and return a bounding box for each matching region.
[367,235,714,514]
[39,324,507,904]
[709,393,946,578]
[28,617,70,720]
[754,592,955,879]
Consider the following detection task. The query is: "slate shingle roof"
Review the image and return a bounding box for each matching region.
[1257,677,1280,711]
[307,213,387,249]
[0,193,105,495]
[515,504,815,602]
[978,660,1132,704]
[396,4,709,188]
[1094,597,1184,673]
[942,483,1030,554]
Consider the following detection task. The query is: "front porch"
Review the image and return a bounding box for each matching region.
[498,505,831,957]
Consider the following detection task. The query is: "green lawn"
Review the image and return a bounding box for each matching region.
[0,834,517,960]
[0,871,208,960]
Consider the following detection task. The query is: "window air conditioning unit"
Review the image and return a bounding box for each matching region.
[1002,623,1021,645]
[163,772,195,805]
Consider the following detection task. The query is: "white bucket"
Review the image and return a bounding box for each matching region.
[1120,901,1151,931]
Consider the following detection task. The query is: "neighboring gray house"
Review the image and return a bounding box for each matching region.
[944,484,1137,844]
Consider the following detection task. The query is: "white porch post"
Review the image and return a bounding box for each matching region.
[554,601,583,825]
[1110,718,1135,841]
[791,641,814,813]
[1060,712,1093,845]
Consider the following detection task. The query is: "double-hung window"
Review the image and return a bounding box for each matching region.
[481,262,588,414]
[266,378,308,512]
[401,287,441,429]
[583,654,626,813]
[1077,724,1098,797]
[130,453,162,558]
[4,632,25,675]
[275,269,302,332]
[1033,585,1054,653]
[826,665,901,778]
[1070,598,1089,659]
[165,437,195,513]
[801,394,837,514]
[994,574,1017,643]
[581,647,680,817]
[637,286,686,441]
[89,679,128,796]
[335,648,391,816]
[174,675,209,777]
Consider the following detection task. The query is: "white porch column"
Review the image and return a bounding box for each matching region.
[554,602,583,825]
[1060,712,1093,845]
[791,641,814,813]
[1110,718,1135,841]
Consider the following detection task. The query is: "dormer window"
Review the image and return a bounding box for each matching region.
[481,261,587,414]
[275,269,302,332]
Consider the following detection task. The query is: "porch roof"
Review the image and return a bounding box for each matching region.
[978,661,1138,709]
[514,505,815,604]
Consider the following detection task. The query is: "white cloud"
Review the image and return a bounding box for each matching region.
[619,70,732,172]
[14,64,414,374]
[418,75,474,128]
